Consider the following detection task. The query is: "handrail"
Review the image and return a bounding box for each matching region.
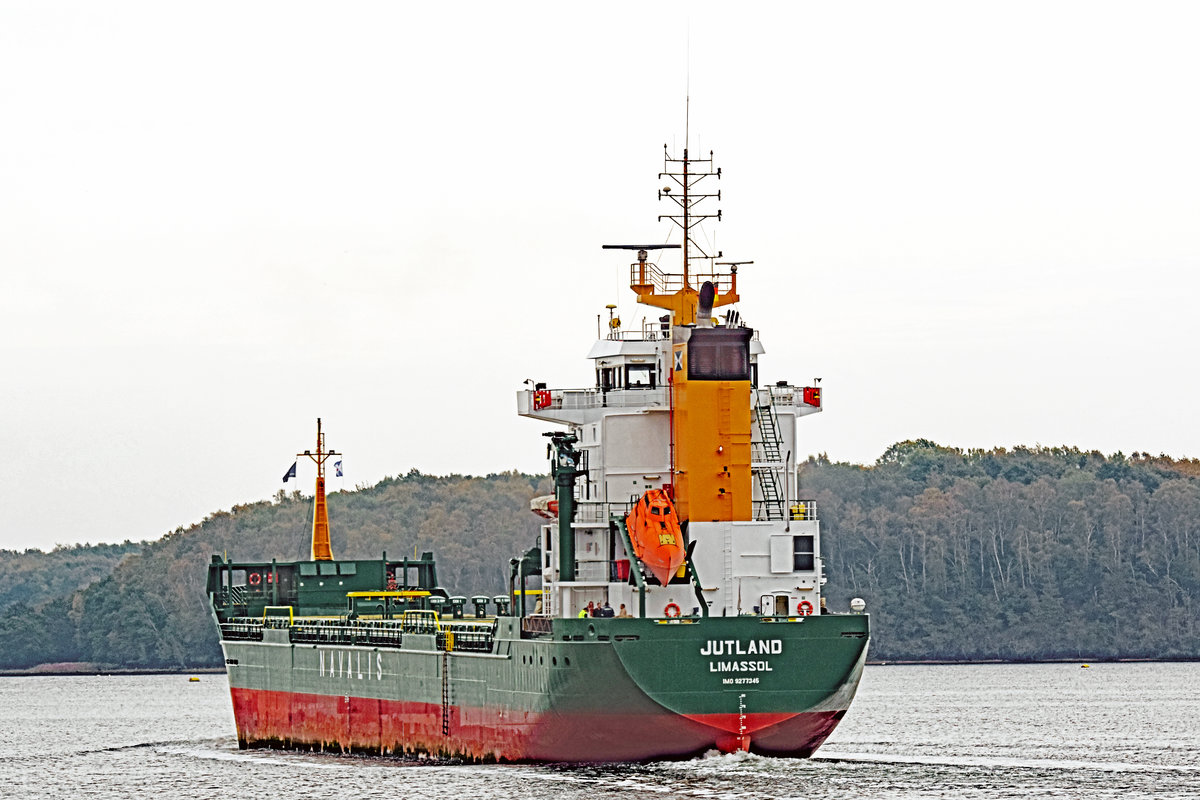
[524,387,669,412]
[263,605,294,624]
[611,516,646,618]
[630,263,737,295]
[400,610,439,634]
[789,500,818,521]
[223,615,498,653]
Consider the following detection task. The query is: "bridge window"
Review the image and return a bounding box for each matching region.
[598,367,619,391]
[625,364,656,388]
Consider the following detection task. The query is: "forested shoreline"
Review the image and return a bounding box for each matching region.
[811,442,1200,661]
[2,444,1198,670]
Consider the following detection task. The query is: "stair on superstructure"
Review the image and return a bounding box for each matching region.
[752,391,786,521]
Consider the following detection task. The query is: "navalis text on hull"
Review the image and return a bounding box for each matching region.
[208,144,870,762]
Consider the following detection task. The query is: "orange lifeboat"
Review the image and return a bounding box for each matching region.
[625,489,686,586]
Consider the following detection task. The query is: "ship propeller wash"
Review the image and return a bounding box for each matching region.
[208,144,870,761]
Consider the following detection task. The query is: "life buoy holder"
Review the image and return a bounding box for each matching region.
[797,599,814,616]
[664,602,681,618]
[248,572,262,587]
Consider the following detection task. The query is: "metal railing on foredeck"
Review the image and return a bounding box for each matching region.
[219,620,265,641]
[218,616,497,653]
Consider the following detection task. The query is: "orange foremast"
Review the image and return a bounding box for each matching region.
[300,418,340,561]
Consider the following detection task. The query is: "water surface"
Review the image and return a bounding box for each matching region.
[2,663,1197,799]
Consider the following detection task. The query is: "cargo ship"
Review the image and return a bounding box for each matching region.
[208,145,870,762]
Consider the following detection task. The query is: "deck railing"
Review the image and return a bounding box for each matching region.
[525,387,669,413]
[630,263,737,296]
[220,616,496,653]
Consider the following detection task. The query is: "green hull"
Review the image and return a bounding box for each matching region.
[220,612,869,761]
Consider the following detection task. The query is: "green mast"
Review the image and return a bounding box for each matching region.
[544,432,584,583]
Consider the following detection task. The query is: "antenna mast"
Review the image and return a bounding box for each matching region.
[659,146,721,289]
[606,146,742,326]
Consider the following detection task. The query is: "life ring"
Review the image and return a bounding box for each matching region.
[797,599,814,616]
[248,572,262,586]
[664,602,681,618]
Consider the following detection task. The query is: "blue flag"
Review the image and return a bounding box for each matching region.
[335,460,343,477]
[283,461,297,483]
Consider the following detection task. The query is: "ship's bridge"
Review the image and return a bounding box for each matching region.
[517,326,768,426]
[517,334,672,425]
[588,338,666,395]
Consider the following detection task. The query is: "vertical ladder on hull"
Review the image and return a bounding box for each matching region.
[723,524,734,589]
[752,393,786,520]
[441,649,451,736]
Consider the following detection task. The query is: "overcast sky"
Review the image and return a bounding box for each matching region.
[3,1,1198,552]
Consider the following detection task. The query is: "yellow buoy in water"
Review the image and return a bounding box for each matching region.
[1081,664,1090,669]
[189,676,200,682]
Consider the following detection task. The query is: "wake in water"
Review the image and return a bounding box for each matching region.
[816,749,1200,774]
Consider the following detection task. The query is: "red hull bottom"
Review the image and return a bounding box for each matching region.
[229,687,848,762]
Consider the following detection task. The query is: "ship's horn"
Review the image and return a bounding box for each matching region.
[698,281,716,327]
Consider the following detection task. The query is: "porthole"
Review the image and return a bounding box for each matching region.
[552,657,557,666]
[564,657,570,667]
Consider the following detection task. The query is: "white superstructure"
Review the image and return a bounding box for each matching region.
[516,147,827,622]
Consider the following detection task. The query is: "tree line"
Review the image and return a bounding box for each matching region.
[2,445,1199,670]
[809,441,1200,661]
[0,470,548,670]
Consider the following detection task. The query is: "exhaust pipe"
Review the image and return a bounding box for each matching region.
[697,281,715,327]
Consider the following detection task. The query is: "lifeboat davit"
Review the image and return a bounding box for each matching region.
[625,489,686,586]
